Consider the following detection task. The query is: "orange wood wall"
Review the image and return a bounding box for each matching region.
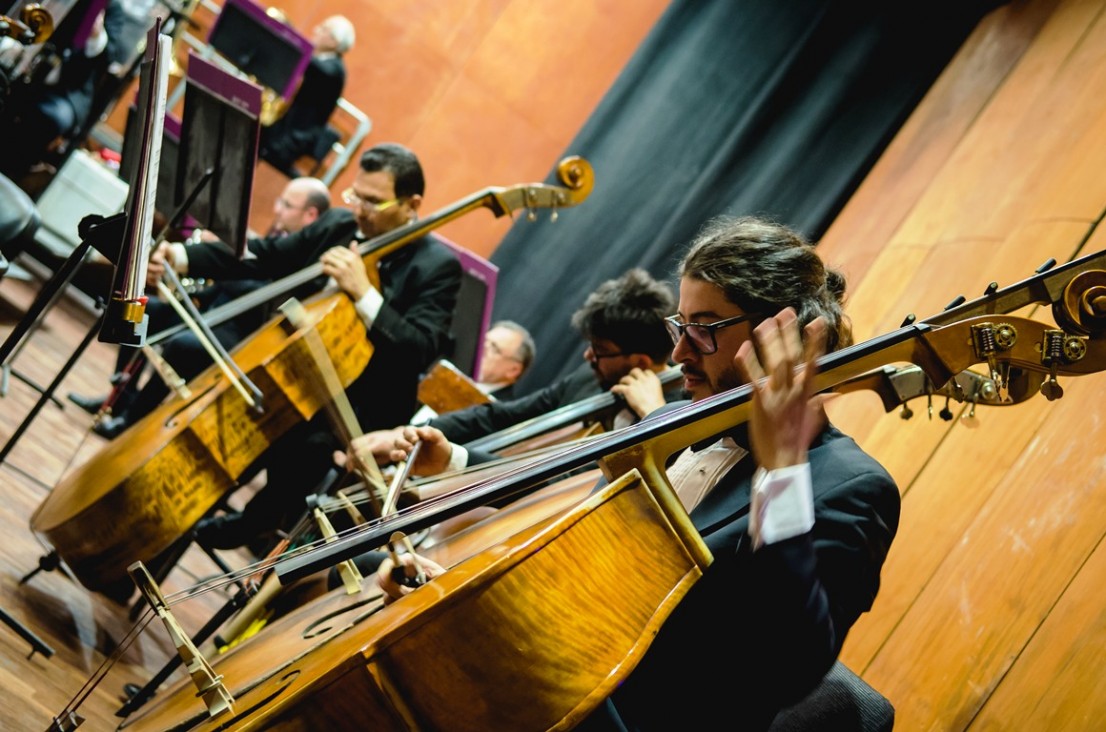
[111,0,670,259]
[816,0,1106,728]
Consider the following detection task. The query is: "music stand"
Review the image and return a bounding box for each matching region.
[206,0,312,101]
[176,52,262,257]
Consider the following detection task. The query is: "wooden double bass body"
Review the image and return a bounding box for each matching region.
[115,251,1106,730]
[29,158,595,599]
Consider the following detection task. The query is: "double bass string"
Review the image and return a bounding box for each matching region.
[49,608,158,725]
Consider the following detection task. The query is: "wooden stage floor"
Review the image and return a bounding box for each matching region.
[0,266,257,730]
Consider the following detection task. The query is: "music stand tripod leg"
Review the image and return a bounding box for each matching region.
[0,302,105,466]
[0,240,104,662]
[0,607,54,660]
[0,263,76,403]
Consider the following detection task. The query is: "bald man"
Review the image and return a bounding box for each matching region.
[70,178,333,435]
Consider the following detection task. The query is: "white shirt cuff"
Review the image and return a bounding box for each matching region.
[749,463,814,549]
[446,444,469,472]
[168,242,189,275]
[354,287,384,327]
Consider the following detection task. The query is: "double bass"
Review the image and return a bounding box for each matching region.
[105,248,1106,730]
[29,157,595,601]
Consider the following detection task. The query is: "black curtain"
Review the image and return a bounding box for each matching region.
[491,0,1005,396]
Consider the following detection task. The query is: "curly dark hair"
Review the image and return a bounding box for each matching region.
[571,268,676,362]
[678,216,852,352]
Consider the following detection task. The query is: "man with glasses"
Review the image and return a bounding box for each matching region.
[377,216,900,731]
[354,268,678,475]
[141,143,462,552]
[70,176,332,435]
[477,320,535,400]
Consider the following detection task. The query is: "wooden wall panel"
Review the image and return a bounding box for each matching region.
[140,0,671,257]
[819,0,1106,729]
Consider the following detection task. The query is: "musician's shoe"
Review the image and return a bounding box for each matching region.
[91,415,129,440]
[68,392,107,415]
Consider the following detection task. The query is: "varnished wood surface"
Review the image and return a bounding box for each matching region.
[6,2,1106,730]
[821,0,1106,729]
[0,273,262,731]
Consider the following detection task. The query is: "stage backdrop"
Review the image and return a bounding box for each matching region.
[491,0,1007,395]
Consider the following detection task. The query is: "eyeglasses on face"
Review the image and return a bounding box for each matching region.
[664,313,755,354]
[276,197,305,211]
[485,339,522,363]
[342,188,402,212]
[585,344,627,363]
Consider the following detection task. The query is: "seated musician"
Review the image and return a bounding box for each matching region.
[68,176,333,438]
[173,143,462,553]
[377,216,902,731]
[0,0,131,183]
[259,15,354,176]
[353,267,679,469]
[406,319,536,424]
[474,319,535,401]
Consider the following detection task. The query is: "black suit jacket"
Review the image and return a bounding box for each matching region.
[186,207,462,430]
[260,53,345,167]
[585,402,901,731]
[430,361,602,445]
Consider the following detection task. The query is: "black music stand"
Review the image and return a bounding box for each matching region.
[175,52,262,256]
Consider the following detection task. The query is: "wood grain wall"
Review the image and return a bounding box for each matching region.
[817,0,1106,728]
[118,0,671,258]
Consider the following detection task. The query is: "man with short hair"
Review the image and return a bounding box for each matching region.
[186,142,462,551]
[267,176,331,236]
[477,320,535,400]
[352,267,677,470]
[70,176,333,431]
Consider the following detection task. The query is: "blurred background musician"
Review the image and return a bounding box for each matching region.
[354,267,679,474]
[67,176,332,436]
[475,319,534,401]
[258,14,352,177]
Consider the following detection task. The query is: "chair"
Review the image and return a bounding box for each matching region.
[269,97,371,186]
[0,172,41,272]
[768,661,895,732]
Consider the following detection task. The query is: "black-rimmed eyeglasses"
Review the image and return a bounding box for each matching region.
[485,339,523,363]
[664,313,755,355]
[585,344,627,363]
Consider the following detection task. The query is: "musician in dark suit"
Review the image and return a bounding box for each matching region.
[152,143,461,550]
[357,267,677,470]
[259,15,353,175]
[71,176,332,434]
[476,320,536,401]
[378,216,901,731]
[0,0,132,181]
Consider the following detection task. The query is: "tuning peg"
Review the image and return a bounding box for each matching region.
[1040,329,1067,401]
[1036,258,1057,274]
[944,295,966,311]
[1040,378,1064,401]
[900,313,916,327]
